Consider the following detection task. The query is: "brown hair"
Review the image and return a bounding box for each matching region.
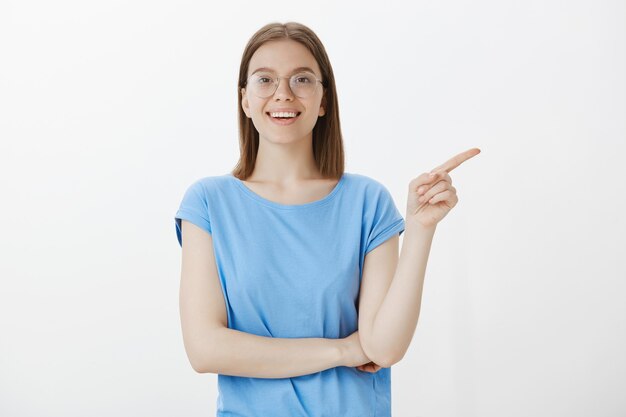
[231,22,345,181]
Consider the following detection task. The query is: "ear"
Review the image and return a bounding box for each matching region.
[318,90,326,117]
[241,88,251,118]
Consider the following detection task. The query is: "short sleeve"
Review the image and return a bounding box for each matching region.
[174,179,212,247]
[364,184,405,255]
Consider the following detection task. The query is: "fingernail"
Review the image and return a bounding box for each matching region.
[429,172,436,177]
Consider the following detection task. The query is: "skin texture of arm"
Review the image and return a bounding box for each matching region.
[358,150,479,367]
[179,220,347,378]
[357,223,436,368]
[200,327,344,378]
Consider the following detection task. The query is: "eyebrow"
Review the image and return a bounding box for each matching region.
[250,66,317,76]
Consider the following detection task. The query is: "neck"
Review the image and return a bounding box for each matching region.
[250,134,322,182]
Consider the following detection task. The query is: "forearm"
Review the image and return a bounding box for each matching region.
[197,327,344,378]
[370,221,436,365]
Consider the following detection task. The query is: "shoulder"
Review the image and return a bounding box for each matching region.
[344,172,393,196]
[183,173,233,194]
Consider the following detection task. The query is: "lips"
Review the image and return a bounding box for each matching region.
[266,111,301,118]
[267,108,302,113]
[266,111,301,125]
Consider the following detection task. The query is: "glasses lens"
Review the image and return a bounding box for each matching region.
[248,72,319,98]
[289,72,318,98]
[248,73,276,98]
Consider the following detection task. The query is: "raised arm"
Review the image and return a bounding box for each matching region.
[179,220,346,378]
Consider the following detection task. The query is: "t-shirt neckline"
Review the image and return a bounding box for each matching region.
[229,173,347,210]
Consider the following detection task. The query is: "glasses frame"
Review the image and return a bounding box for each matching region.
[244,71,324,98]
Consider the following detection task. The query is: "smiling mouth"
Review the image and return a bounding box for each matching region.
[266,112,302,119]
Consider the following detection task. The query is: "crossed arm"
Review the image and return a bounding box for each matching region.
[179,219,435,376]
[357,221,436,368]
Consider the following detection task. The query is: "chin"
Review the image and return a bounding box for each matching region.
[260,130,312,144]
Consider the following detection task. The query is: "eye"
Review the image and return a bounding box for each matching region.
[251,73,274,84]
[294,73,314,84]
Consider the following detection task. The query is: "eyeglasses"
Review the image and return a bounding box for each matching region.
[244,71,324,98]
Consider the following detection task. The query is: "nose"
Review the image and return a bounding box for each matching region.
[273,77,295,100]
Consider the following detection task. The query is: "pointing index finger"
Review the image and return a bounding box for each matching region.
[431,148,481,173]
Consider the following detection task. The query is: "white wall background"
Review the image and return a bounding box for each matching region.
[1,0,624,416]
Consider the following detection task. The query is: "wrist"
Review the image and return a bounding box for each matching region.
[334,337,348,367]
[404,217,437,234]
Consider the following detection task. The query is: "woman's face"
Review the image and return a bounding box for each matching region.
[241,39,326,144]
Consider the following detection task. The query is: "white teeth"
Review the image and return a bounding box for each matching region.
[269,112,298,118]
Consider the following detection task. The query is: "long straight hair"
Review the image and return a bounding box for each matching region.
[231,22,345,181]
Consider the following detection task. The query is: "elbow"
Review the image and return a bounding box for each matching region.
[190,353,222,374]
[360,335,404,369]
[186,349,210,373]
[190,358,210,374]
[186,337,220,374]
[378,351,404,368]
[381,343,409,368]
[373,351,402,369]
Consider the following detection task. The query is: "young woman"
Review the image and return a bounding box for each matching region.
[175,21,479,417]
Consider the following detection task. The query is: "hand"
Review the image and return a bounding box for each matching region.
[341,331,383,373]
[355,361,383,373]
[406,148,480,228]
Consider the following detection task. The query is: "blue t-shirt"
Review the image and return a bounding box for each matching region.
[174,172,405,417]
